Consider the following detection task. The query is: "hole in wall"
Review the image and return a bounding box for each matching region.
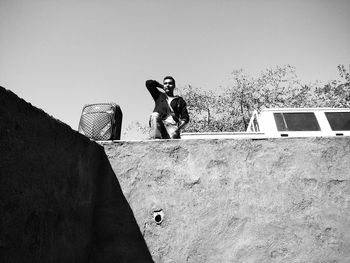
[153,210,164,225]
[155,214,162,223]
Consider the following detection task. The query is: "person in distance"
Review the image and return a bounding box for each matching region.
[145,76,189,139]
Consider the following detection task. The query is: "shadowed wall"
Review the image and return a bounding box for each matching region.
[0,86,153,263]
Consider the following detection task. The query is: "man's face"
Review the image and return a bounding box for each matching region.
[163,78,175,94]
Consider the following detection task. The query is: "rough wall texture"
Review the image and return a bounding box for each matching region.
[103,138,350,263]
[0,86,153,262]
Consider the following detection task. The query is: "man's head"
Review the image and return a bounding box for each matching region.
[163,76,176,95]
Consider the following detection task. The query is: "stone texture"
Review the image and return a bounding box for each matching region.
[0,86,153,262]
[103,138,350,263]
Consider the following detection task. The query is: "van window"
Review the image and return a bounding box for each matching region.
[325,112,350,131]
[274,113,321,131]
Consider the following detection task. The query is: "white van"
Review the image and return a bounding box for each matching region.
[181,108,350,139]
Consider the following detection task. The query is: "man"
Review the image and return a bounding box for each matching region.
[146,76,189,139]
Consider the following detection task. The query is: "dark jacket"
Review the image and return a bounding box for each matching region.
[145,80,189,124]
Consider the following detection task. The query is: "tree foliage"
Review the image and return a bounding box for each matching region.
[177,85,219,132]
[179,64,350,132]
[123,121,150,140]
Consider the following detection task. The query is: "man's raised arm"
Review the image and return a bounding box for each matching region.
[145,80,163,101]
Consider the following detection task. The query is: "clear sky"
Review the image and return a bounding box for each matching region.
[1,0,350,139]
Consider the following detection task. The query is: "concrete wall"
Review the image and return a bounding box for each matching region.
[103,138,350,263]
[2,85,350,263]
[0,86,153,262]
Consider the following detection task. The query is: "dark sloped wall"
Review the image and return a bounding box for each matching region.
[103,138,350,263]
[0,86,153,263]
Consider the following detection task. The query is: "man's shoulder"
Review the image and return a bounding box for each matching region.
[176,96,187,104]
[173,95,184,100]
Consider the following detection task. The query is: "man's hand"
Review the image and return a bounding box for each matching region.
[177,120,187,131]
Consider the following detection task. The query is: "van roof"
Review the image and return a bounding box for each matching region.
[260,108,350,113]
